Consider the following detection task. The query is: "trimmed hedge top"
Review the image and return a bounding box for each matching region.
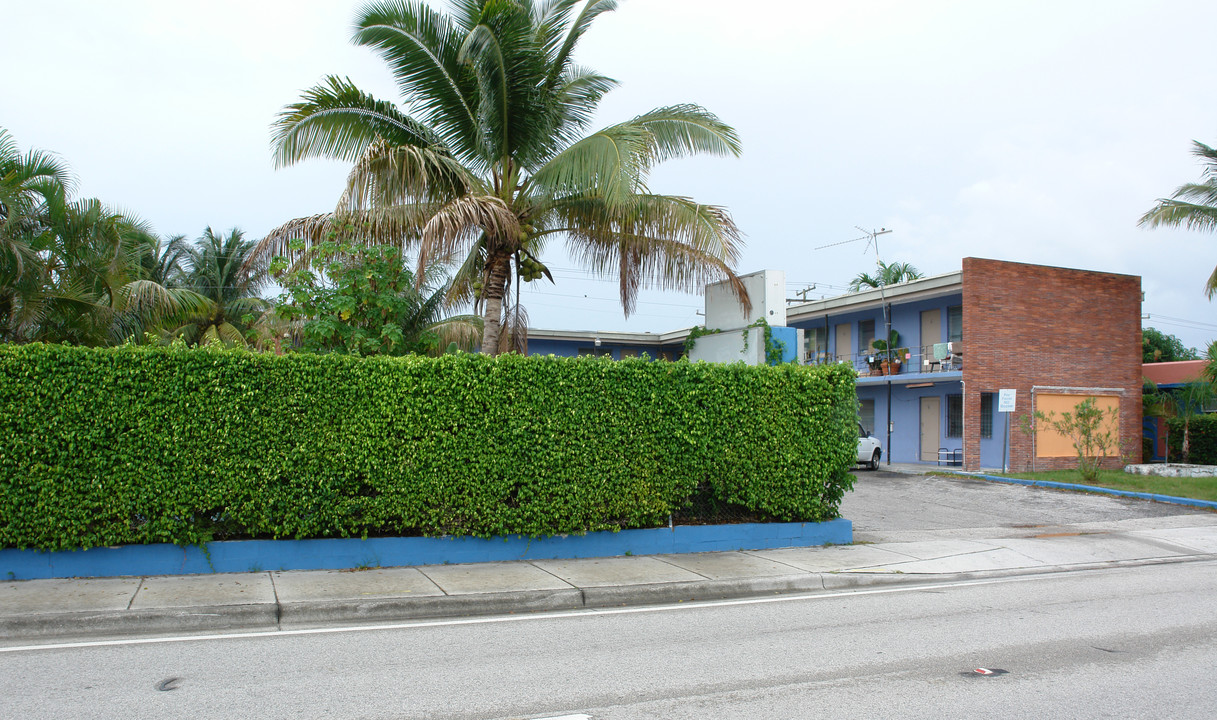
[0,344,858,551]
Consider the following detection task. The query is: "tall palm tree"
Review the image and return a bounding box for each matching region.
[173,227,270,346]
[33,196,210,346]
[0,128,73,341]
[1139,140,1217,299]
[1,129,206,345]
[848,260,924,292]
[1204,340,1217,385]
[253,0,747,354]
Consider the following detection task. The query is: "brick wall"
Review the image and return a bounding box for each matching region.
[961,258,1142,471]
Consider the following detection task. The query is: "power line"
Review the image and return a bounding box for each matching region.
[1143,313,1217,334]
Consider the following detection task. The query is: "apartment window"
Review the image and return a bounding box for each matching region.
[858,319,876,353]
[620,348,639,359]
[804,326,828,363]
[577,347,612,358]
[947,306,963,343]
[981,393,994,439]
[946,394,963,438]
[858,399,876,435]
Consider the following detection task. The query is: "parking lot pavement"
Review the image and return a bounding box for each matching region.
[842,470,1217,543]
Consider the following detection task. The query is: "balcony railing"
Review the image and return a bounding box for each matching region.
[805,341,963,376]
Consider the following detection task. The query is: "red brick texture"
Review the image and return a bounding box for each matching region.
[961,258,1142,472]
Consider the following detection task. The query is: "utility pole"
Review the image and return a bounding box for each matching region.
[816,227,894,466]
[857,227,894,466]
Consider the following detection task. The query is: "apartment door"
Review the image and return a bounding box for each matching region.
[920,397,940,461]
[921,309,942,351]
[835,323,852,363]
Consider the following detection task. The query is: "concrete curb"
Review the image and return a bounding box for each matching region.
[965,473,1217,511]
[278,588,587,629]
[6,553,1215,644]
[0,603,279,641]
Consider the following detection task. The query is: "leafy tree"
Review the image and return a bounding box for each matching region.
[1139,140,1217,299]
[848,260,924,292]
[1203,339,1217,384]
[275,236,480,357]
[1171,380,1216,463]
[254,0,747,354]
[1142,326,1198,363]
[171,227,271,346]
[1022,397,1120,482]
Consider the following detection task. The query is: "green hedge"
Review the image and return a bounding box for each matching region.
[1166,414,1217,465]
[0,343,858,551]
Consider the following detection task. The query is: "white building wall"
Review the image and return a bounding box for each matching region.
[704,270,785,331]
[688,327,767,365]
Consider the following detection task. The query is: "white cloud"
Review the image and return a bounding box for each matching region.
[3,0,1216,346]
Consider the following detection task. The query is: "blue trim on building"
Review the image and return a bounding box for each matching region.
[0,519,853,580]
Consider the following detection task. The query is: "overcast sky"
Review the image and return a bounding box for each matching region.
[4,0,1216,349]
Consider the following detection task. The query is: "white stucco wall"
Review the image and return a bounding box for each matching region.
[705,270,785,330]
[687,327,767,365]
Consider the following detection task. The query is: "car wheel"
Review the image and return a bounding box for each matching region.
[869,449,881,470]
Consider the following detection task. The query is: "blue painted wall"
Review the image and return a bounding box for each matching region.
[789,293,964,371]
[0,520,852,580]
[526,337,681,361]
[770,326,799,364]
[857,378,964,464]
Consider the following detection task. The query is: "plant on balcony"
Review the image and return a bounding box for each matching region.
[871,330,906,375]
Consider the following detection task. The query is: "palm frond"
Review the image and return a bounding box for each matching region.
[541,66,619,152]
[543,0,617,91]
[459,2,556,165]
[272,75,448,168]
[427,314,483,354]
[353,1,481,159]
[625,104,742,163]
[341,136,475,210]
[552,193,746,315]
[497,295,528,354]
[1139,199,1217,233]
[527,124,651,205]
[114,280,213,324]
[419,194,520,271]
[248,205,436,275]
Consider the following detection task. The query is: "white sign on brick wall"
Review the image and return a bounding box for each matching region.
[998,389,1016,413]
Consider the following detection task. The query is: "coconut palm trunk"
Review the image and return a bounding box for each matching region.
[479,252,513,354]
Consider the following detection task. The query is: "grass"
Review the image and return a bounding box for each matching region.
[985,468,1217,504]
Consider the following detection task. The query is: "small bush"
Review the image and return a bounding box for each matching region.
[1167,414,1217,465]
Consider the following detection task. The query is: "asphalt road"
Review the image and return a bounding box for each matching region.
[3,559,1215,719]
[842,470,1208,542]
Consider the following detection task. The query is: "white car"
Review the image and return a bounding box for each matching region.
[857,423,882,470]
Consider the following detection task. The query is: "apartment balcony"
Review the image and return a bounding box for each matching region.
[805,342,963,384]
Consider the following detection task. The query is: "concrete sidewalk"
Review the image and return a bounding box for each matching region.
[5,512,1217,645]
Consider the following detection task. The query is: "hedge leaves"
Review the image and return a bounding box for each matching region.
[0,344,858,551]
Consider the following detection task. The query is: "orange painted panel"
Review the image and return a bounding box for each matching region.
[1034,394,1120,458]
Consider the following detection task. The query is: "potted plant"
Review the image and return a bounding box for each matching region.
[871,330,905,375]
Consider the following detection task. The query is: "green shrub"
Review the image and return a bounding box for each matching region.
[1167,414,1217,465]
[0,343,858,551]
